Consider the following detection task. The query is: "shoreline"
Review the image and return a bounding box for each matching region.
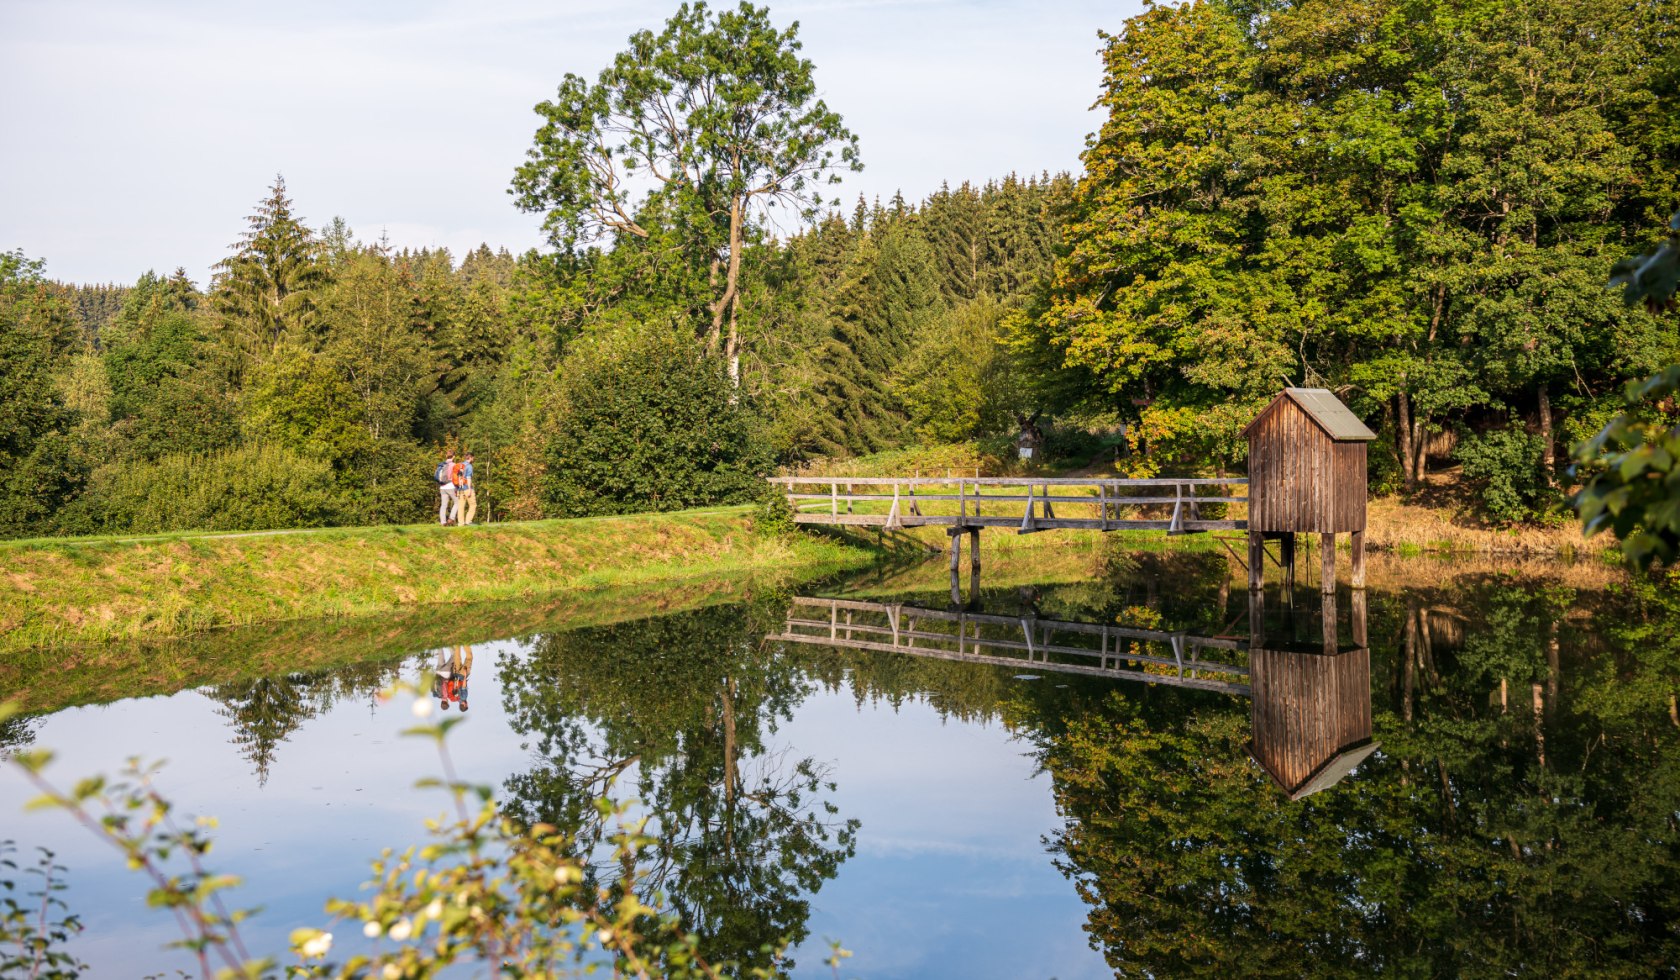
[0,508,873,655]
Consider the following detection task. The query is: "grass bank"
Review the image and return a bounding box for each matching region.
[0,507,872,654]
[0,573,791,716]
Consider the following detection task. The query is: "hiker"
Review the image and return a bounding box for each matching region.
[451,453,477,526]
[436,452,457,526]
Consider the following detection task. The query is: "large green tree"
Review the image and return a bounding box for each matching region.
[511,1,861,386]
[0,251,83,536]
[1020,0,1673,497]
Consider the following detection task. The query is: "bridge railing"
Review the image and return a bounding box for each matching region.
[765,475,1248,533]
[772,596,1251,694]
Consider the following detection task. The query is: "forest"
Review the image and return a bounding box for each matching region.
[1,0,1676,539]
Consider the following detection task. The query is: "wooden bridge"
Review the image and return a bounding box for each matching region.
[765,475,1248,534]
[768,387,1378,596]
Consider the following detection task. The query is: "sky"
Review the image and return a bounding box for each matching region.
[0,0,1141,286]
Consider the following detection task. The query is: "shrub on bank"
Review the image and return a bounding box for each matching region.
[543,327,767,517]
[59,443,344,534]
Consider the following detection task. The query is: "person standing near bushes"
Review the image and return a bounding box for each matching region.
[436,452,457,526]
[453,453,478,526]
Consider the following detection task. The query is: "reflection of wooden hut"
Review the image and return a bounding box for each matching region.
[1248,642,1377,800]
[1242,388,1377,591]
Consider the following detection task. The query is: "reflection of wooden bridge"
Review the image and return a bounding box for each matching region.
[776,590,1379,800]
[774,596,1251,694]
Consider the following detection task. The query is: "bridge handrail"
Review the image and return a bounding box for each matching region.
[767,475,1247,487]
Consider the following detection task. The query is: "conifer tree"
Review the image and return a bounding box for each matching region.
[213,175,328,365]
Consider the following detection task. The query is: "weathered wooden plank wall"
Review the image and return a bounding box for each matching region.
[1248,400,1367,533]
[1248,646,1372,794]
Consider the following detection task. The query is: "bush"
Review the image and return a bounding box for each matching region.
[63,443,344,534]
[543,327,767,517]
[1455,425,1556,524]
[336,439,439,527]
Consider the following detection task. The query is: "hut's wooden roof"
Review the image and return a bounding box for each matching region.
[1249,739,1382,801]
[1241,388,1378,442]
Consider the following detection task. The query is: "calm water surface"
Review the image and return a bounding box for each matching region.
[2,547,1677,977]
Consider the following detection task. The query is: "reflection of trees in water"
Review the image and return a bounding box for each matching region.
[0,713,37,753]
[497,601,857,974]
[202,657,413,786]
[1021,576,1680,977]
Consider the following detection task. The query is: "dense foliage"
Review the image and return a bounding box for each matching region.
[1017,0,1679,513]
[4,0,1679,538]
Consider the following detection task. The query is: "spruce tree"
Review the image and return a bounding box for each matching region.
[212,175,328,365]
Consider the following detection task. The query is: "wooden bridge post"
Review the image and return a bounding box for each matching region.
[969,528,981,600]
[1320,532,1337,595]
[949,529,964,606]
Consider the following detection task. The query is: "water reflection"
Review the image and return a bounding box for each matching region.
[432,645,475,713]
[5,549,1680,977]
[779,588,1377,800]
[495,605,858,973]
[203,659,410,785]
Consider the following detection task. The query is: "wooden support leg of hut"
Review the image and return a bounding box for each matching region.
[1321,590,1339,655]
[1247,589,1265,648]
[1320,532,1337,595]
[1350,529,1366,590]
[1351,589,1368,647]
[1247,530,1264,591]
[1280,533,1296,590]
[949,530,963,606]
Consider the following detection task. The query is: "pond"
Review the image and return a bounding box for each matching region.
[2,543,1677,977]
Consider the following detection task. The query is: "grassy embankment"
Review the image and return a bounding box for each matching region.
[0,507,873,655]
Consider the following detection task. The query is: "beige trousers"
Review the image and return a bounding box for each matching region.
[452,488,477,526]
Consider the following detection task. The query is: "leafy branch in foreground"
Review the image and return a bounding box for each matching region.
[1573,367,1680,570]
[0,842,85,980]
[1574,210,1680,568]
[1611,211,1680,314]
[0,696,852,979]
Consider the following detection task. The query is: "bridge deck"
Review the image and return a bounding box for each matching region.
[767,475,1248,534]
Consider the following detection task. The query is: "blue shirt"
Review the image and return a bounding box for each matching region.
[462,462,474,489]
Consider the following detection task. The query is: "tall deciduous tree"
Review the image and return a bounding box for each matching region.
[510,1,861,385]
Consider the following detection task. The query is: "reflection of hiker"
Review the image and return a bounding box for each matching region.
[433,645,474,712]
[435,453,457,526]
[451,453,477,527]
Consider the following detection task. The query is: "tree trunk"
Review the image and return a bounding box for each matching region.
[1412,412,1427,488]
[1397,390,1417,492]
[711,199,745,388]
[1537,385,1555,486]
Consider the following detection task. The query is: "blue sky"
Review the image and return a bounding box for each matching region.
[0,0,1140,285]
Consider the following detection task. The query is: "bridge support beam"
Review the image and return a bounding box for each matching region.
[949,529,963,606]
[969,528,981,603]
